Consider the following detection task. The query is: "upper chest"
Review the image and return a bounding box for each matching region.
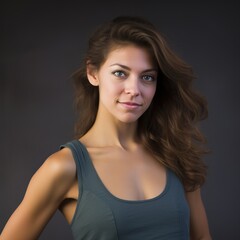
[86,146,167,201]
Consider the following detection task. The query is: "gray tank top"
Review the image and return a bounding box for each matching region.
[60,140,190,240]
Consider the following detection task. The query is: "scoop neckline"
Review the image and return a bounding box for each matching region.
[77,140,171,204]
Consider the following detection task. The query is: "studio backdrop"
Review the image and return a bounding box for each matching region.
[1,1,240,239]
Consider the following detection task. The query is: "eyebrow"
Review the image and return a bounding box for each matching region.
[109,63,158,73]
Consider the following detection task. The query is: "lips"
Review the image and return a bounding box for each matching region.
[117,101,142,106]
[117,101,143,110]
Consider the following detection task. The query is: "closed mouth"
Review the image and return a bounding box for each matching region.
[117,101,142,106]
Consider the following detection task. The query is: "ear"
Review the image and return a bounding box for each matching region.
[87,63,99,86]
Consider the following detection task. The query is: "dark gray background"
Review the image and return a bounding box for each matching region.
[1,1,239,239]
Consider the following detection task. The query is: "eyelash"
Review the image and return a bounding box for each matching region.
[142,75,155,82]
[113,70,126,78]
[112,70,156,82]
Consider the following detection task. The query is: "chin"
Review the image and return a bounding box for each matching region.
[117,116,141,124]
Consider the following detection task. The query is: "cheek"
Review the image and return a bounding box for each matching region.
[99,80,121,102]
[100,77,122,94]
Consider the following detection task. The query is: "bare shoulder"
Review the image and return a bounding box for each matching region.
[185,187,201,200]
[24,146,77,203]
[38,147,76,190]
[0,147,77,239]
[43,147,76,178]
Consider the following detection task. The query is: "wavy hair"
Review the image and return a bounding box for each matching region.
[72,16,209,191]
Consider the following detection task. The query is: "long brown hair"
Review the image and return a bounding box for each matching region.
[73,16,209,191]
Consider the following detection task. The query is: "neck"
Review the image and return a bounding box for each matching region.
[82,113,139,150]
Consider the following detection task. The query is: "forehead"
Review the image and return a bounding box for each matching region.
[103,44,156,69]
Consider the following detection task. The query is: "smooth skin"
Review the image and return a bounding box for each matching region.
[0,45,212,240]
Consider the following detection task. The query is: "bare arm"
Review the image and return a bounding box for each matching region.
[0,148,76,240]
[186,188,212,240]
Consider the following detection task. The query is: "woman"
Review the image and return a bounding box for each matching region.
[1,16,212,239]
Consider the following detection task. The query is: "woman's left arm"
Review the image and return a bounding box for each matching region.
[186,188,212,240]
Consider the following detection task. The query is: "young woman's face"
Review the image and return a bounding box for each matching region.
[88,45,158,123]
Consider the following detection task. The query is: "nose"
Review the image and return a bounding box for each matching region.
[124,78,140,97]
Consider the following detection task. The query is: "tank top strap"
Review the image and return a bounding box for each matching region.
[60,139,92,192]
